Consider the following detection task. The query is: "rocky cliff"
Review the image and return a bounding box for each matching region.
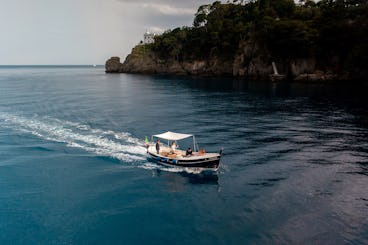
[106,45,234,76]
[106,43,346,82]
[105,57,124,73]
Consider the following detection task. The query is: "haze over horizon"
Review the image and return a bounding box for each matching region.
[0,0,216,65]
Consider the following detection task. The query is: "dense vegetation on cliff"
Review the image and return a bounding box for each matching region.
[150,0,367,77]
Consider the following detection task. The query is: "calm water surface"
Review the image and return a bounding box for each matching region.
[0,67,367,244]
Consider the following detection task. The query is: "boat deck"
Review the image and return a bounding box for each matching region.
[147,145,219,160]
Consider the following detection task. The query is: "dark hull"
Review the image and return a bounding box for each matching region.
[147,152,220,169]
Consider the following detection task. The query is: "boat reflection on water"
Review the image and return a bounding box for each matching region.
[180,170,219,185]
[152,168,220,192]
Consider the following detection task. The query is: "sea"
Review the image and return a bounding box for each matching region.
[0,66,367,244]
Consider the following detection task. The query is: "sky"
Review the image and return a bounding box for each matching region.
[0,0,217,65]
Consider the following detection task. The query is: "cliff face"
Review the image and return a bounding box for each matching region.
[106,43,339,82]
[108,45,234,76]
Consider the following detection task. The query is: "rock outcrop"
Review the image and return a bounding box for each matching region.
[105,57,124,73]
[117,45,234,76]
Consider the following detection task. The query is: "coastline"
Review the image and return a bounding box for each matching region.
[105,52,366,83]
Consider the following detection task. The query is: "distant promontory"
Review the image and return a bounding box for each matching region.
[106,0,368,82]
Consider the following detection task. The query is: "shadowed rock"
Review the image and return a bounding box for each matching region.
[105,57,123,73]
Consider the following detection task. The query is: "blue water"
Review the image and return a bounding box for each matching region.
[0,66,367,244]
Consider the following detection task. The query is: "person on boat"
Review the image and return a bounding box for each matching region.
[185,147,193,157]
[170,141,177,153]
[155,140,160,154]
[144,136,150,152]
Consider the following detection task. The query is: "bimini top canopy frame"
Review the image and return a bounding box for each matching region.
[153,131,193,141]
[152,131,198,151]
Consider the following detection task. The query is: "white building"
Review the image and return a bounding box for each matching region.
[143,31,155,44]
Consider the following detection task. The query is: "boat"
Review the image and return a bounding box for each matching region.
[146,131,222,171]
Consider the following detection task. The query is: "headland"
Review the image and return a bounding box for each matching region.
[106,0,368,82]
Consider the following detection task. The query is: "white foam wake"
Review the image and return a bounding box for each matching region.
[0,112,147,162]
[139,162,220,174]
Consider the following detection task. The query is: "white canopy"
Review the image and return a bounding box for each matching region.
[153,131,193,141]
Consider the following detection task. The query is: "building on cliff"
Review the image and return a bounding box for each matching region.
[143,31,155,44]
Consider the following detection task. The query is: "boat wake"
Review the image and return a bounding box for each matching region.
[0,112,147,162]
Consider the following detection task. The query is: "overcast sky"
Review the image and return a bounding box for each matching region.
[0,0,217,65]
